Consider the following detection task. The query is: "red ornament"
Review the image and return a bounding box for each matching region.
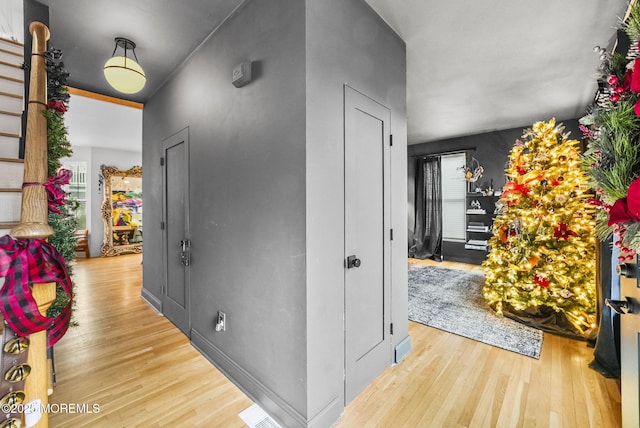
[610,93,621,102]
[608,75,619,85]
[615,85,626,94]
[585,197,603,207]
[553,223,577,240]
[534,275,550,288]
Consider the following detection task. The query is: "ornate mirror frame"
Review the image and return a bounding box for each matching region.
[101,165,143,256]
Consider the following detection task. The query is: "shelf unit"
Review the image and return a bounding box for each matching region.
[465,194,499,252]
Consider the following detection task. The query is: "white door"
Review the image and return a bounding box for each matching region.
[162,128,191,336]
[344,85,392,404]
[614,256,640,427]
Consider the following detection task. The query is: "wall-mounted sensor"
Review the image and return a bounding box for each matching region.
[232,61,252,88]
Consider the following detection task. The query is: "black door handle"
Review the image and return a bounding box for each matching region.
[605,298,634,315]
[346,255,361,269]
[617,262,637,278]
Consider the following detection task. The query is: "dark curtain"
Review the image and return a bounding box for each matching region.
[409,157,442,260]
[589,237,621,378]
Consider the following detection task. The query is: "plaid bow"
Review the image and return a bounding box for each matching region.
[46,168,72,213]
[0,235,72,347]
[23,169,73,214]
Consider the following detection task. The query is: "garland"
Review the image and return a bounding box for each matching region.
[44,46,76,320]
[580,1,640,256]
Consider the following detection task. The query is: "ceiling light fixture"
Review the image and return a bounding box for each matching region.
[103,37,146,94]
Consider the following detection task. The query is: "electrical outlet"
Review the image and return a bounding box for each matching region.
[215,311,226,332]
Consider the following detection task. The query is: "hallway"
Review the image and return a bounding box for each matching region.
[48,255,621,427]
[49,254,252,427]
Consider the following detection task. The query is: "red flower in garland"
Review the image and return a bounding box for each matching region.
[626,58,640,117]
[502,181,530,198]
[608,176,640,226]
[46,100,67,114]
[623,68,633,91]
[534,275,549,288]
[631,58,640,94]
[553,223,577,240]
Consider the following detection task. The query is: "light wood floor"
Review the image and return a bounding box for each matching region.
[48,255,621,427]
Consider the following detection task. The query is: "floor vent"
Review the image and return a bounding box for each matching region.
[239,404,282,428]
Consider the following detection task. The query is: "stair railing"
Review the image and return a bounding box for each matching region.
[9,21,55,428]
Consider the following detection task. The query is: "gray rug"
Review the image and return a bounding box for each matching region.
[408,264,543,359]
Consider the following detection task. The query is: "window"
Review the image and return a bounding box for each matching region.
[62,162,87,229]
[440,153,466,242]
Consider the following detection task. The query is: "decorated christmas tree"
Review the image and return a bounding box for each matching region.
[482,119,597,338]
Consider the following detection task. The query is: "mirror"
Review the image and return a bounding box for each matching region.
[101,165,143,256]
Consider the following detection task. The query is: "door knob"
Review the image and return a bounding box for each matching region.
[346,255,361,269]
[605,298,634,315]
[179,239,191,266]
[616,262,637,278]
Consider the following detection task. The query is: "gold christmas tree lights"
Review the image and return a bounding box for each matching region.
[482,119,597,338]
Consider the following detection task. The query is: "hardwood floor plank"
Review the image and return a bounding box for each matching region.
[49,255,252,427]
[48,255,620,427]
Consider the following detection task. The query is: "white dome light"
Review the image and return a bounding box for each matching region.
[103,38,146,94]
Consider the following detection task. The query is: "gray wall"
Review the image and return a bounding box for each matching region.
[305,0,407,424]
[143,0,406,426]
[143,0,308,424]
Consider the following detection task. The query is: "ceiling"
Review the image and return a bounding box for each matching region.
[41,0,628,144]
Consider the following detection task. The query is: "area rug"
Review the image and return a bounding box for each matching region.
[408,263,543,359]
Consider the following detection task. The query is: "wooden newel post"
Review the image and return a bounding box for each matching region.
[11,21,53,240]
[23,286,55,428]
[9,21,55,428]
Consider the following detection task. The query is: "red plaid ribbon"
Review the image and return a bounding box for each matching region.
[23,168,72,214]
[0,235,72,347]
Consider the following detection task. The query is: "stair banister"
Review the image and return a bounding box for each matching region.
[9,21,55,428]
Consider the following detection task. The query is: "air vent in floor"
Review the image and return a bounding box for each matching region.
[239,403,282,428]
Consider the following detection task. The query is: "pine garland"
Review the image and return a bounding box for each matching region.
[45,108,72,176]
[622,0,640,41]
[580,4,640,257]
[44,46,76,320]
